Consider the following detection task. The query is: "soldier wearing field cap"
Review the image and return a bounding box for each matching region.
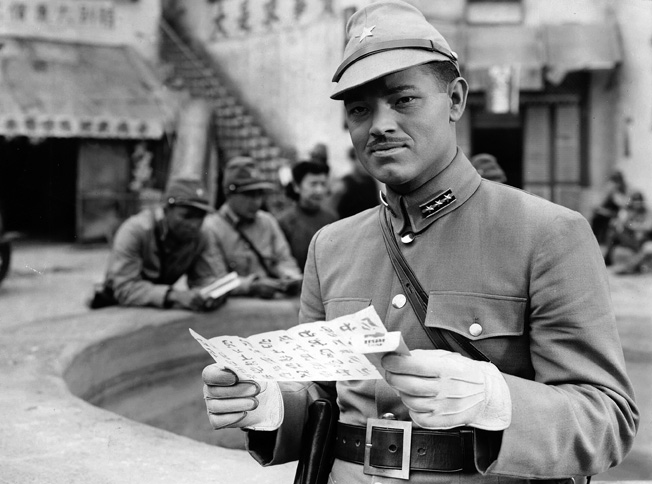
[201,1,638,482]
[101,178,229,311]
[204,156,302,298]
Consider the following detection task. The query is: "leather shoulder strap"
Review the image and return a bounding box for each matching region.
[218,212,276,278]
[378,207,490,362]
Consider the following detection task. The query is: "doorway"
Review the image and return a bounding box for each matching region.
[471,111,523,188]
[0,137,79,241]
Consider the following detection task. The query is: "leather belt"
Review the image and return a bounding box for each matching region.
[334,420,475,479]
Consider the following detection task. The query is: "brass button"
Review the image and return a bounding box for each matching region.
[469,323,483,337]
[392,294,407,309]
[400,233,414,244]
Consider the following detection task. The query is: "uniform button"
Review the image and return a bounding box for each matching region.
[392,294,407,309]
[469,323,483,337]
[400,233,414,244]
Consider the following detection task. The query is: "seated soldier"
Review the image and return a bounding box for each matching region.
[97,179,229,311]
[276,161,338,271]
[608,191,652,274]
[204,156,303,298]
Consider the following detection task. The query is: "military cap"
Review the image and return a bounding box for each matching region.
[331,0,459,100]
[470,153,507,183]
[165,179,213,212]
[223,156,276,194]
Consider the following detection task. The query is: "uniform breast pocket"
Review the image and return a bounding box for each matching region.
[425,291,526,340]
[324,298,372,321]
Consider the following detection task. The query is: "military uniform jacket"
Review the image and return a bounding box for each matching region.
[203,205,302,295]
[106,206,227,307]
[247,151,638,482]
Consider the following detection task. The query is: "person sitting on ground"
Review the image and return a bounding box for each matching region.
[607,191,652,274]
[204,156,303,299]
[277,161,338,271]
[471,153,507,183]
[329,146,379,219]
[97,179,229,311]
[591,170,629,249]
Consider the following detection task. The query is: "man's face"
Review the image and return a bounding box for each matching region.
[228,190,265,220]
[166,205,206,241]
[295,173,329,212]
[343,64,461,193]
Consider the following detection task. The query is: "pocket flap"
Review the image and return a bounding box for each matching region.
[426,292,526,340]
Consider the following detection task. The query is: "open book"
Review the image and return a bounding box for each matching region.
[199,272,241,300]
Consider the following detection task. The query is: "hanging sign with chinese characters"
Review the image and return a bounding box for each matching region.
[190,306,409,381]
[208,0,335,40]
[0,0,116,39]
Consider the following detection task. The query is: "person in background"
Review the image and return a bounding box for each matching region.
[201,1,638,482]
[204,156,303,299]
[309,142,329,167]
[591,170,629,251]
[607,191,652,274]
[277,161,338,271]
[471,153,507,183]
[329,146,379,219]
[98,179,228,311]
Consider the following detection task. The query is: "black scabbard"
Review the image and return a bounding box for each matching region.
[293,397,340,484]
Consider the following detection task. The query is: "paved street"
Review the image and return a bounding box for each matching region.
[1,240,651,480]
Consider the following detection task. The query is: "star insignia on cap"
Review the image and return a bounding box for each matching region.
[356,25,375,42]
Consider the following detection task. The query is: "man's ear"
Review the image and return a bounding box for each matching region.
[448,77,468,123]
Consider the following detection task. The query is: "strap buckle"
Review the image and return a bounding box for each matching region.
[363,418,412,480]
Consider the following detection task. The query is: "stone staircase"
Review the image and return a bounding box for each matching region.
[159,20,289,212]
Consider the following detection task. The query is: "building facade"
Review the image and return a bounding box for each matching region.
[0,0,178,241]
[170,0,652,217]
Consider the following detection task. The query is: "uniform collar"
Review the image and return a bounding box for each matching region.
[219,202,256,228]
[382,149,481,234]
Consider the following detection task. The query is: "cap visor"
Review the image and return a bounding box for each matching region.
[176,201,214,212]
[236,181,277,193]
[331,49,451,100]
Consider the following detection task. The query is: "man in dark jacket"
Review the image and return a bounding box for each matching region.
[277,161,337,270]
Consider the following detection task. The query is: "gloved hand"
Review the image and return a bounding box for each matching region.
[382,349,511,431]
[202,365,283,431]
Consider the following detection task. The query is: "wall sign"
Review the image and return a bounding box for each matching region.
[0,0,116,37]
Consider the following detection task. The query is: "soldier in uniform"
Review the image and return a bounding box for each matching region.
[201,1,638,482]
[101,179,228,310]
[204,156,303,298]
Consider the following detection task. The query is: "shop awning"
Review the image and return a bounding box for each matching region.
[464,25,545,91]
[459,22,622,91]
[543,24,622,85]
[0,38,177,139]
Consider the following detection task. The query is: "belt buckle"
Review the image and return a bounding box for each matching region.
[363,417,412,480]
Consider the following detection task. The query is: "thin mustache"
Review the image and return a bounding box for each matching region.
[366,138,410,150]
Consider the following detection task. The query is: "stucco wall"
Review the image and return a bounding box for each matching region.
[612,0,652,202]
[170,0,374,178]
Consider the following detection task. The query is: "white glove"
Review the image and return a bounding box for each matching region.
[382,349,511,431]
[202,365,283,431]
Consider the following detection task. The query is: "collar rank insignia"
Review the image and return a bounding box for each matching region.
[419,188,456,219]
